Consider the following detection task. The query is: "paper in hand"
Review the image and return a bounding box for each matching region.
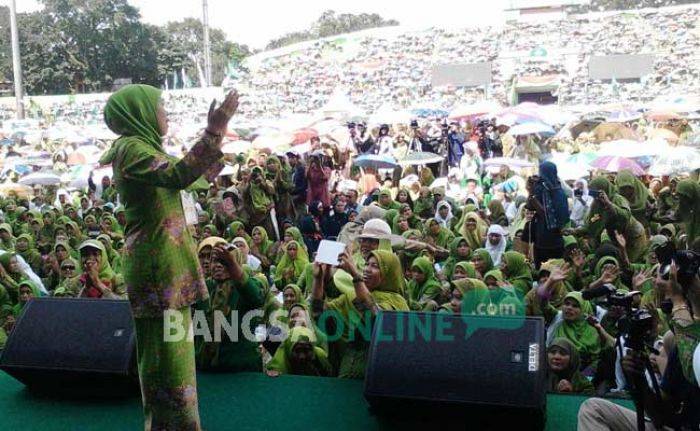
[315,240,346,266]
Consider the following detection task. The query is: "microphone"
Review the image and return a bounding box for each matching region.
[581,284,616,301]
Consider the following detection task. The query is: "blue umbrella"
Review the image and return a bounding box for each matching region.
[354,154,398,170]
[411,108,448,119]
[0,138,13,146]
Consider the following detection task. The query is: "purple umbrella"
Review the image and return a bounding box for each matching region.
[590,156,645,176]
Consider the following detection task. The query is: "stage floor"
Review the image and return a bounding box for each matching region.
[0,371,632,430]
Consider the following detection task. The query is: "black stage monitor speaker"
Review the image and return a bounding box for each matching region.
[0,298,138,396]
[364,312,547,430]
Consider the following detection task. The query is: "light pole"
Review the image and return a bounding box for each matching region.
[202,0,212,87]
[9,0,25,119]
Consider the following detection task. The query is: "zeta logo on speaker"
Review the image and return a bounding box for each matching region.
[528,343,539,372]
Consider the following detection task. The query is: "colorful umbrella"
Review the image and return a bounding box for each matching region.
[18,171,63,186]
[648,128,679,144]
[605,109,642,123]
[645,110,681,122]
[590,156,644,176]
[0,182,32,199]
[507,122,555,136]
[252,133,293,150]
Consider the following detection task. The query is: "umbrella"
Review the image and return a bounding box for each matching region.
[507,122,555,136]
[221,140,251,154]
[648,147,700,176]
[483,157,536,169]
[449,101,501,121]
[591,123,641,142]
[597,139,670,158]
[397,152,443,166]
[291,128,318,145]
[353,154,398,170]
[605,109,642,123]
[552,161,591,181]
[682,132,700,147]
[18,171,63,186]
[570,119,603,139]
[0,182,32,198]
[218,165,237,177]
[252,133,293,150]
[590,156,644,176]
[645,110,681,122]
[648,128,679,144]
[66,152,87,165]
[411,108,448,119]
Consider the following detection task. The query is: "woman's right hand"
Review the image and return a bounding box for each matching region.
[206,91,240,137]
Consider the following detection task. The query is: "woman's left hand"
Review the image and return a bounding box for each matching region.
[557,379,573,393]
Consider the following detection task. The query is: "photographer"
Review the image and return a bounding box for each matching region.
[522,162,570,268]
[571,178,593,228]
[578,255,700,430]
[447,121,465,168]
[408,120,432,153]
[349,122,376,155]
[243,166,276,237]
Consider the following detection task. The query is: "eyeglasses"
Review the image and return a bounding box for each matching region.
[62,266,76,271]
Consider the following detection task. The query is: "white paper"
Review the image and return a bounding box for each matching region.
[181,191,198,226]
[315,240,346,265]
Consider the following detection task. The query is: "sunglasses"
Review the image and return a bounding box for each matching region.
[62,266,76,270]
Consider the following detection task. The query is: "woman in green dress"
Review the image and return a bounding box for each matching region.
[0,223,15,251]
[265,325,331,377]
[500,251,533,296]
[274,241,309,289]
[312,250,409,379]
[547,337,594,394]
[103,84,239,430]
[441,237,473,280]
[407,256,444,311]
[471,248,494,279]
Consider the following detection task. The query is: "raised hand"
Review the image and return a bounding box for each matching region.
[632,267,654,290]
[549,263,571,283]
[600,265,619,284]
[614,230,626,249]
[206,91,240,137]
[570,249,586,269]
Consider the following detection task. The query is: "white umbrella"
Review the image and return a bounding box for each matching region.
[18,172,62,186]
[649,146,700,176]
[507,122,555,136]
[597,139,670,158]
[483,157,536,169]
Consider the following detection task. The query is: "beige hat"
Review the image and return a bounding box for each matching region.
[357,219,392,240]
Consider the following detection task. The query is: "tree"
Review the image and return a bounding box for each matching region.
[266,10,399,50]
[164,18,250,87]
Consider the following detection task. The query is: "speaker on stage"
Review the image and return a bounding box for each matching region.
[364,312,547,430]
[0,298,138,396]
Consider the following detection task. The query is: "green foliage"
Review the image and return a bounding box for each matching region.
[266,10,399,50]
[0,0,250,95]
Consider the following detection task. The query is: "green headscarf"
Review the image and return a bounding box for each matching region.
[282,284,307,310]
[203,224,220,237]
[615,170,649,214]
[252,226,274,256]
[547,337,593,394]
[265,326,331,376]
[487,199,508,226]
[0,253,24,283]
[275,241,309,285]
[12,280,42,317]
[249,166,273,214]
[0,223,15,251]
[78,239,116,283]
[552,291,600,368]
[472,248,494,275]
[407,256,443,309]
[442,237,473,279]
[502,251,532,295]
[424,218,454,250]
[676,179,700,247]
[377,188,400,211]
[227,221,251,243]
[459,212,488,250]
[593,255,627,291]
[103,84,162,150]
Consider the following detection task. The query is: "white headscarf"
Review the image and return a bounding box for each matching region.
[434,200,454,228]
[485,224,508,267]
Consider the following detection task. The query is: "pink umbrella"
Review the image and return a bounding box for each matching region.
[292,128,318,145]
[590,156,645,176]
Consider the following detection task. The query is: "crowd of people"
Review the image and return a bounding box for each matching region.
[234,4,700,118]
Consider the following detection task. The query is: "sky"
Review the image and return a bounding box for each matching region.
[16,0,507,49]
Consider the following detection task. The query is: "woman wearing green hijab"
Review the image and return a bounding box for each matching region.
[676,179,700,249]
[487,199,509,227]
[312,250,409,379]
[0,223,15,251]
[615,170,652,228]
[103,84,239,429]
[459,211,488,251]
[578,176,647,262]
[52,258,82,298]
[226,220,251,243]
[10,279,42,317]
[441,237,473,280]
[75,240,125,299]
[244,166,276,237]
[453,261,478,280]
[265,155,295,222]
[546,291,604,370]
[407,256,444,311]
[377,188,401,211]
[14,234,42,275]
[471,248,494,279]
[546,338,594,394]
[500,251,533,296]
[0,253,28,302]
[413,186,435,219]
[423,218,455,251]
[97,234,123,274]
[201,224,219,238]
[265,326,331,377]
[274,241,309,289]
[281,283,307,311]
[249,226,275,270]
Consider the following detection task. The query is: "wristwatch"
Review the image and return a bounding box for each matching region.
[352,274,363,284]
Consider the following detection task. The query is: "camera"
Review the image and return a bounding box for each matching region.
[410,120,418,128]
[658,249,700,290]
[225,243,238,252]
[588,189,601,199]
[574,189,583,197]
[347,122,356,130]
